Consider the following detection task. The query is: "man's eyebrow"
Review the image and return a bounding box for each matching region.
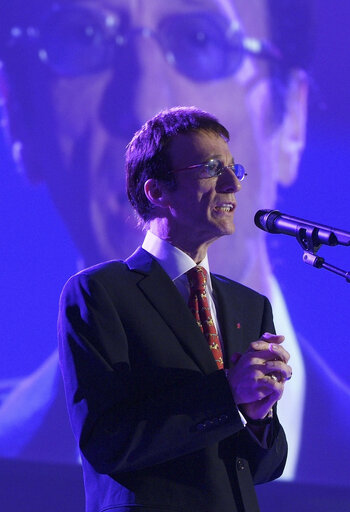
[178,0,236,18]
[177,0,219,7]
[210,155,235,164]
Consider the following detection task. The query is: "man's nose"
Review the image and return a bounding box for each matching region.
[99,40,142,138]
[133,31,177,121]
[217,168,242,193]
[100,31,175,137]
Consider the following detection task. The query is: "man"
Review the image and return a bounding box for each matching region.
[1,0,350,489]
[58,106,291,512]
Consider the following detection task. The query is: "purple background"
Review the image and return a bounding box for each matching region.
[1,0,349,390]
[0,1,350,510]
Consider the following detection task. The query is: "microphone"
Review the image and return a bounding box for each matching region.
[254,209,350,247]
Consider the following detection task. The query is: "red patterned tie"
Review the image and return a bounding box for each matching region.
[187,266,224,370]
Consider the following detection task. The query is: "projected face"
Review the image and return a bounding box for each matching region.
[4,0,306,279]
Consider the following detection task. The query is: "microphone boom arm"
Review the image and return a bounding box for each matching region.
[255,209,350,283]
[302,251,350,283]
[289,219,350,283]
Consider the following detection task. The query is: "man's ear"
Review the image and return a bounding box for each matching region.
[144,178,170,209]
[273,69,309,186]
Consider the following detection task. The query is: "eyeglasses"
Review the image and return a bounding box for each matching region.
[171,158,247,181]
[6,4,281,80]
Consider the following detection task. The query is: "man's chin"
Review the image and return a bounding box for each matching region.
[219,223,236,237]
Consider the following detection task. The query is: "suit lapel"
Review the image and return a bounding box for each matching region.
[126,248,218,374]
[212,275,245,368]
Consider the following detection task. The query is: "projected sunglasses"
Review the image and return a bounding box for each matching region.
[6,4,281,80]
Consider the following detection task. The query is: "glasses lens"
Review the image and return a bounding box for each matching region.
[234,164,246,180]
[40,6,121,76]
[199,159,221,178]
[158,13,244,81]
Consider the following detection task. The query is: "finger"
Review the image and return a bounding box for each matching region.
[260,332,285,344]
[250,334,285,352]
[264,361,293,380]
[247,361,292,382]
[251,378,283,403]
[250,343,290,363]
[265,372,289,384]
[269,343,290,363]
[261,374,285,397]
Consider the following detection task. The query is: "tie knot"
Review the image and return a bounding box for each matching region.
[187,266,207,292]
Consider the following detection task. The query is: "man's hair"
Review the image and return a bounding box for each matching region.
[266,0,314,122]
[126,106,229,223]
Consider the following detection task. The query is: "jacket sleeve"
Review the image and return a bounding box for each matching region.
[242,295,288,483]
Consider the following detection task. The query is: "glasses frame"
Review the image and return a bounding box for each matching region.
[170,159,247,181]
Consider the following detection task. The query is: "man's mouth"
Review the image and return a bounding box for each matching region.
[214,203,235,213]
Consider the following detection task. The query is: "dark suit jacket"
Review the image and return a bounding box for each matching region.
[58,248,287,512]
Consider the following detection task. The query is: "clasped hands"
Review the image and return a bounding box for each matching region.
[226,333,292,421]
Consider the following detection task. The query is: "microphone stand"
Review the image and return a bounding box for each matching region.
[295,226,350,283]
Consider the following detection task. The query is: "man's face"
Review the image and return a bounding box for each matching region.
[162,130,241,254]
[5,0,297,278]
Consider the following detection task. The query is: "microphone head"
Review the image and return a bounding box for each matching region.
[254,209,281,232]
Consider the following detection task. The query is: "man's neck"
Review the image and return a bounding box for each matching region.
[148,222,213,264]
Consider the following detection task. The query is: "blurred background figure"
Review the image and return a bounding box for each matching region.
[0,0,350,490]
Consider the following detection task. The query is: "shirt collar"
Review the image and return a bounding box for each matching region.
[142,230,212,286]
